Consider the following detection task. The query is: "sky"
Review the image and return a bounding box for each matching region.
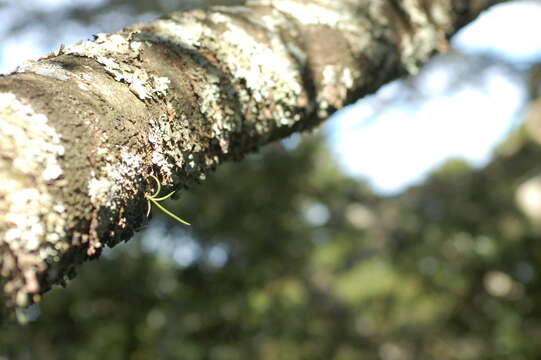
[328,0,541,194]
[1,0,541,195]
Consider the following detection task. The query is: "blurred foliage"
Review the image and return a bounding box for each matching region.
[3,124,541,359]
[2,0,541,359]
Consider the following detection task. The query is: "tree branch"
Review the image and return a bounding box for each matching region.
[0,0,507,308]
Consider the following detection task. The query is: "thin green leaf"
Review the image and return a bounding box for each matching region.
[153,190,176,201]
[149,198,191,226]
[149,175,162,198]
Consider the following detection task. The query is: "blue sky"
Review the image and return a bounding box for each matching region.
[2,0,541,195]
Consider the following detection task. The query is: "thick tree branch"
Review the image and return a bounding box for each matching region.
[0,0,506,308]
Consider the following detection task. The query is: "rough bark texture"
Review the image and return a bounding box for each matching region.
[0,0,506,309]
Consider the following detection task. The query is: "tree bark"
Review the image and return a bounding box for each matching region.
[0,0,506,308]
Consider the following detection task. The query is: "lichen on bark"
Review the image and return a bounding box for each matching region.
[0,93,68,307]
[0,0,506,310]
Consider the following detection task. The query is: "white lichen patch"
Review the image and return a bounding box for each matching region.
[262,0,443,77]
[213,12,303,101]
[396,0,441,75]
[87,146,143,209]
[0,93,65,183]
[17,61,70,81]
[142,9,306,134]
[147,115,182,178]
[211,41,298,129]
[199,70,238,153]
[254,0,370,54]
[400,27,437,75]
[429,2,453,30]
[142,16,207,51]
[66,32,170,100]
[248,1,369,118]
[0,92,67,306]
[316,65,357,117]
[262,0,343,27]
[375,0,441,75]
[87,176,112,205]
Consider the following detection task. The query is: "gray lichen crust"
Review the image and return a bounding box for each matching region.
[66,33,171,101]
[0,93,67,307]
[0,0,503,309]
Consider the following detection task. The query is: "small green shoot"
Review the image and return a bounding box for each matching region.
[146,175,191,226]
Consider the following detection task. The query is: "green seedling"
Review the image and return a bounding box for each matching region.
[146,175,190,226]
